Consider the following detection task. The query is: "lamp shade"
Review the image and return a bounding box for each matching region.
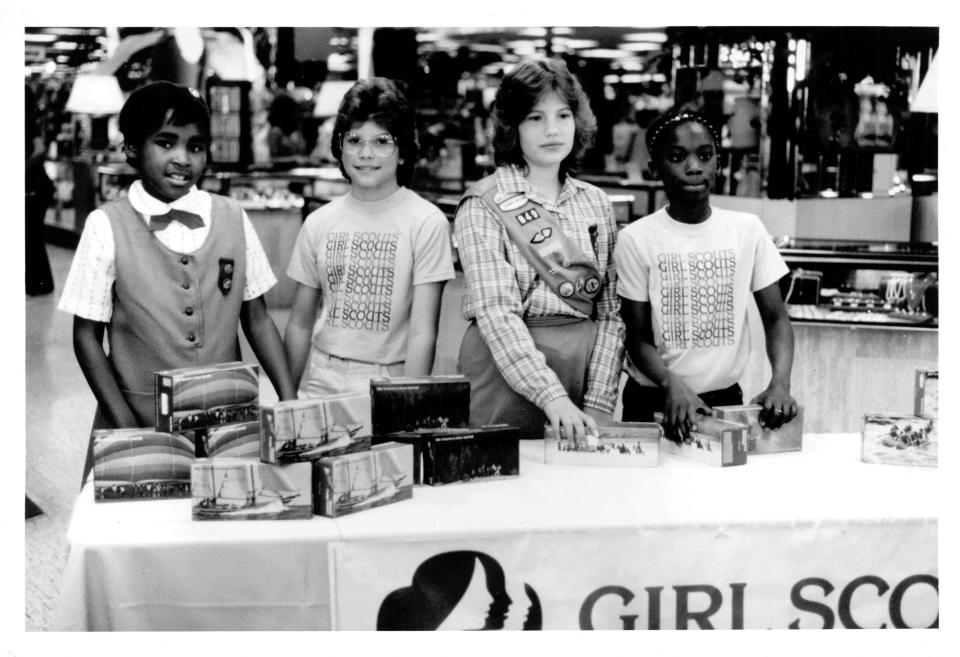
[911,53,938,114]
[65,74,125,115]
[313,80,356,118]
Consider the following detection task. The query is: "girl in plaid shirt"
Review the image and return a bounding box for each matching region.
[454,58,624,442]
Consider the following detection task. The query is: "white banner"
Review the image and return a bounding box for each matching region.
[331,519,937,630]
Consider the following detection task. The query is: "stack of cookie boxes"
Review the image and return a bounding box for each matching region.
[368,376,520,488]
[260,391,414,518]
[91,361,268,505]
[156,361,311,519]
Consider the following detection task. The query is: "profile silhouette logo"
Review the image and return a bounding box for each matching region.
[376,550,542,630]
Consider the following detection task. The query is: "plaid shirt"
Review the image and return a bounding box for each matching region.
[455,165,624,414]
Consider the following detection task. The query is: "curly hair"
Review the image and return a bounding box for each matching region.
[331,77,418,187]
[491,58,597,179]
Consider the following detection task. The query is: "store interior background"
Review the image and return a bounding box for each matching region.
[24,25,938,631]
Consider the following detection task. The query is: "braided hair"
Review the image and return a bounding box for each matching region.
[645,109,721,160]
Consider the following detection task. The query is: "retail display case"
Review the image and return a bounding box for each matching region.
[776,238,938,328]
[735,238,939,434]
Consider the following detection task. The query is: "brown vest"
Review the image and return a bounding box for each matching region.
[103,195,247,425]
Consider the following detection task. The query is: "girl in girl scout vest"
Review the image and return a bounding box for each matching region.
[454,58,624,442]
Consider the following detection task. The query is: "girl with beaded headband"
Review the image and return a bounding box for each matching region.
[284,78,455,397]
[454,58,625,442]
[614,109,798,440]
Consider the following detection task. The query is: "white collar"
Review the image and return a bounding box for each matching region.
[128,180,205,218]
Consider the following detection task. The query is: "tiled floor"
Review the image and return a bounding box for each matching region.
[25,244,90,632]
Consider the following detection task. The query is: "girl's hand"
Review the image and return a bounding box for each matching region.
[663,377,710,442]
[751,383,797,430]
[544,396,598,443]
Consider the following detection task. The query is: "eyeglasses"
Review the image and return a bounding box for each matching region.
[341,132,397,157]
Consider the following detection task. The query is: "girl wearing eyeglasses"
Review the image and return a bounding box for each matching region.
[284,78,455,397]
[454,59,624,442]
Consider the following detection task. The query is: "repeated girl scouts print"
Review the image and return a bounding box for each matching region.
[324,231,399,332]
[657,247,737,350]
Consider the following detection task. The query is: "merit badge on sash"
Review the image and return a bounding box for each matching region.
[218,258,235,295]
[483,188,602,316]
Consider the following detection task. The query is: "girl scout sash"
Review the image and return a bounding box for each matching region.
[461,175,602,316]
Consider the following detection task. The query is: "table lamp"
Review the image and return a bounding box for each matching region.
[313,80,355,118]
[65,73,125,153]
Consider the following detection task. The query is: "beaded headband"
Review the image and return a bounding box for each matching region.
[645,110,721,156]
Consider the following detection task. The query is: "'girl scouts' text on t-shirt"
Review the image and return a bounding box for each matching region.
[657,248,737,349]
[615,207,788,393]
[287,187,455,365]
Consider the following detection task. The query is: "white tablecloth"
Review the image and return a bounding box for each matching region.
[52,433,939,630]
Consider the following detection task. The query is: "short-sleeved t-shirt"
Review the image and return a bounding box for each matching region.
[614,206,788,393]
[287,186,455,364]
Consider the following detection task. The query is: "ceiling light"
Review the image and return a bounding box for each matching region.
[53,41,79,50]
[623,31,668,43]
[25,33,57,42]
[519,27,547,37]
[553,38,598,49]
[577,49,631,58]
[551,27,574,35]
[469,43,508,54]
[619,42,663,52]
[505,40,545,53]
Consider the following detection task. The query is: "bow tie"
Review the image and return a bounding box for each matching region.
[147,209,205,232]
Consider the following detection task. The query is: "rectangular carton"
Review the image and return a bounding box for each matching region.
[377,425,519,485]
[92,428,194,502]
[914,370,938,420]
[658,415,749,467]
[713,405,803,454]
[372,432,426,484]
[861,412,937,467]
[314,442,414,517]
[200,421,261,459]
[260,394,371,464]
[423,425,519,485]
[544,422,661,467]
[155,361,260,433]
[191,458,313,519]
[370,375,470,435]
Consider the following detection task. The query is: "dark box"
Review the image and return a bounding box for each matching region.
[92,428,194,502]
[384,425,519,486]
[370,375,470,435]
[260,394,371,464]
[544,422,661,467]
[191,458,313,520]
[155,361,260,433]
[313,441,414,517]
